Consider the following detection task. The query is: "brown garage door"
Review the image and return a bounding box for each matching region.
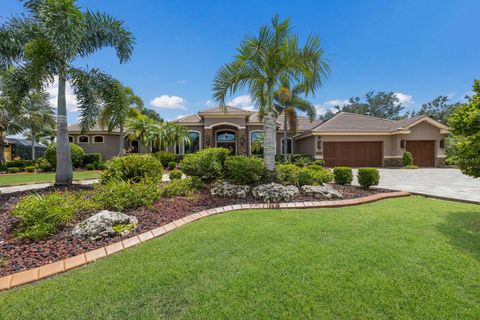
[406,140,435,167]
[324,141,383,167]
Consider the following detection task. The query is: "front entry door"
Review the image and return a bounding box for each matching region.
[217,142,236,155]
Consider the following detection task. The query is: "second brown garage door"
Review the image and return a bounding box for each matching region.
[324,141,383,167]
[406,140,435,167]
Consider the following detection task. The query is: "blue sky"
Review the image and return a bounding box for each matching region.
[1,0,479,124]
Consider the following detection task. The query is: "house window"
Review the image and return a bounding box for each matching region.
[93,136,104,143]
[216,131,236,142]
[185,131,201,154]
[68,136,74,143]
[78,136,89,143]
[281,138,293,154]
[250,130,263,156]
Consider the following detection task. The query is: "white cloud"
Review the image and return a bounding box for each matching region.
[150,95,187,109]
[394,92,414,105]
[46,77,79,112]
[228,95,256,111]
[205,99,215,107]
[314,99,350,116]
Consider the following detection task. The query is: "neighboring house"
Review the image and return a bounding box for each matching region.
[3,138,47,161]
[66,106,449,167]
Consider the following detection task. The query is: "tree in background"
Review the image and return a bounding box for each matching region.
[125,115,155,152]
[99,82,144,156]
[333,91,404,120]
[448,80,480,178]
[0,0,134,185]
[21,90,55,160]
[407,95,461,124]
[274,77,316,162]
[213,15,329,171]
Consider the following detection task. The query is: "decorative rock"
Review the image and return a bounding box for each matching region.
[252,183,299,202]
[210,182,250,199]
[72,210,138,240]
[301,184,343,199]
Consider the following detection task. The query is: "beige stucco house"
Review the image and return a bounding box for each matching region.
[68,106,449,167]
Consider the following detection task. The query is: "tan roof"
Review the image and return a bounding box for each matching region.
[174,114,203,123]
[312,112,406,132]
[67,123,120,133]
[276,113,322,131]
[198,105,252,115]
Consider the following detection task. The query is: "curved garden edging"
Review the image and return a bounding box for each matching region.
[0,191,410,291]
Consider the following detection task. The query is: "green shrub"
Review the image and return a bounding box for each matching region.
[85,163,96,170]
[45,143,85,168]
[180,148,229,182]
[93,179,160,211]
[112,223,135,233]
[169,169,182,180]
[276,164,301,185]
[357,168,380,189]
[314,159,326,166]
[404,164,418,169]
[154,151,176,167]
[167,161,177,170]
[294,162,304,168]
[174,154,184,163]
[100,154,163,183]
[224,156,265,184]
[0,164,7,172]
[25,166,35,173]
[11,191,97,240]
[333,167,353,185]
[7,167,20,173]
[35,157,53,172]
[277,164,332,186]
[305,164,323,171]
[95,162,106,170]
[83,153,102,166]
[403,151,413,167]
[160,177,203,198]
[6,160,32,168]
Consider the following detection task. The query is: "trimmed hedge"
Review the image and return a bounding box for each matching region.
[7,167,21,173]
[180,148,229,182]
[357,168,380,189]
[6,160,33,168]
[224,156,265,184]
[83,153,102,166]
[276,164,333,186]
[333,167,353,185]
[100,154,163,183]
[45,143,85,168]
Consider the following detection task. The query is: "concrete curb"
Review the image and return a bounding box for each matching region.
[0,191,410,291]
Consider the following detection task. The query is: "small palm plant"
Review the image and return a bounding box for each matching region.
[213,15,329,171]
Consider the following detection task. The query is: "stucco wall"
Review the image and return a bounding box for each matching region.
[203,117,247,128]
[71,134,121,160]
[400,121,446,157]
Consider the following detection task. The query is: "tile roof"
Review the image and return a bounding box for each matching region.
[198,105,252,114]
[67,123,120,133]
[174,114,202,123]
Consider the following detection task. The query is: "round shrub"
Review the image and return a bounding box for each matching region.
[100,154,163,183]
[25,166,35,173]
[7,167,21,174]
[180,148,229,182]
[169,169,182,180]
[277,164,332,186]
[45,143,85,168]
[333,167,353,185]
[357,168,380,189]
[403,151,413,167]
[154,151,176,167]
[276,164,301,185]
[167,161,177,170]
[314,159,326,166]
[35,157,53,172]
[305,164,323,171]
[82,153,102,166]
[224,156,265,185]
[160,177,203,198]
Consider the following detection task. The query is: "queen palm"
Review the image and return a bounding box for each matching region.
[99,82,144,156]
[0,0,134,184]
[125,115,156,152]
[21,90,55,160]
[274,77,316,162]
[212,15,329,171]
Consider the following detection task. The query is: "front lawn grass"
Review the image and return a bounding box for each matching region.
[0,171,101,186]
[1,197,479,319]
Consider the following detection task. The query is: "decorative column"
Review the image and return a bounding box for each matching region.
[238,129,247,155]
[203,129,213,149]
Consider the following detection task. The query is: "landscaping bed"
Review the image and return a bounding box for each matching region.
[0,183,389,277]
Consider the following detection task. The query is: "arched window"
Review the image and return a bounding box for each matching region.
[68,136,74,143]
[250,130,263,156]
[93,136,104,143]
[281,138,293,154]
[216,131,236,142]
[185,131,201,154]
[78,136,89,143]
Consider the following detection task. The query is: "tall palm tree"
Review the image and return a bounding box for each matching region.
[274,77,316,162]
[21,90,55,160]
[125,115,156,152]
[0,0,134,184]
[99,82,144,156]
[212,15,329,171]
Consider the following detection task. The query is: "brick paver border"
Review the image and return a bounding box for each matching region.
[0,191,410,291]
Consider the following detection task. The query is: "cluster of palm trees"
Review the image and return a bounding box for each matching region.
[213,15,329,171]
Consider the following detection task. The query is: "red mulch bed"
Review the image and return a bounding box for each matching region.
[0,184,390,277]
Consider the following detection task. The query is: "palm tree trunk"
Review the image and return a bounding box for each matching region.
[264,111,277,171]
[119,124,125,156]
[31,131,36,160]
[0,131,5,165]
[283,113,288,162]
[55,71,73,185]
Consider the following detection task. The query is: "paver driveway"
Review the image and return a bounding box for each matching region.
[353,168,480,203]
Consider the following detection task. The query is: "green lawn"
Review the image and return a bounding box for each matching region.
[0,171,101,186]
[1,197,479,319]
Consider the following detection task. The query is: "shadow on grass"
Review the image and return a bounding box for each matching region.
[436,211,480,261]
